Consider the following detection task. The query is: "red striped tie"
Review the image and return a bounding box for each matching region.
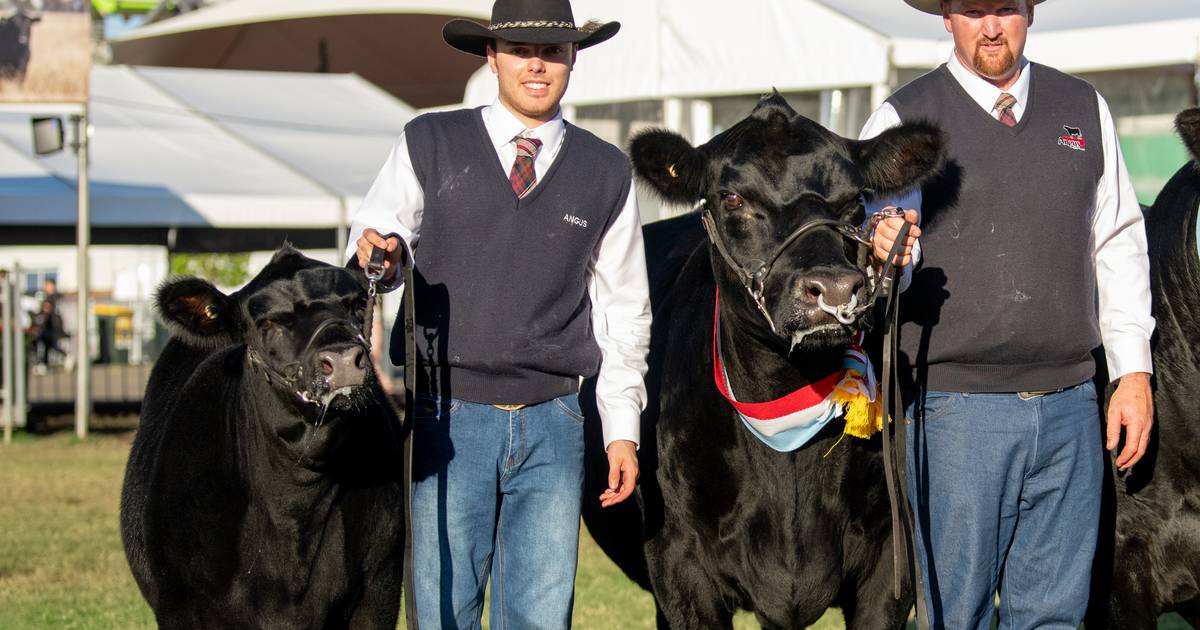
[509,135,543,198]
[994,93,1018,127]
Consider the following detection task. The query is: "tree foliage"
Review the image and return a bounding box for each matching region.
[169,253,250,288]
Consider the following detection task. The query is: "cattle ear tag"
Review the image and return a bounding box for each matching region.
[667,163,678,179]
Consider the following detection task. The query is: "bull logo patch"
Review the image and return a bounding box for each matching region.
[1058,125,1086,151]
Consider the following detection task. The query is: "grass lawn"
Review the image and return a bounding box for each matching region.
[0,432,1187,629]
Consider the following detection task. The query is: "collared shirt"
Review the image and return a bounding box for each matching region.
[860,51,1154,379]
[347,99,650,449]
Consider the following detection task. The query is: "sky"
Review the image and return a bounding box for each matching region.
[816,0,1200,39]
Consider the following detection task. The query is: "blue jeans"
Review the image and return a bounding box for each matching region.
[410,394,585,630]
[905,383,1103,630]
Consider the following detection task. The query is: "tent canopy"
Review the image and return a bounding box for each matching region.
[108,0,489,108]
[464,0,893,107]
[466,0,1200,107]
[0,64,414,251]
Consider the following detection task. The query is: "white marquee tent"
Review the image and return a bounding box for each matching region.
[0,64,415,251]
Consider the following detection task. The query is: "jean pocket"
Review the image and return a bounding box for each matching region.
[916,391,960,423]
[412,395,459,424]
[553,394,585,423]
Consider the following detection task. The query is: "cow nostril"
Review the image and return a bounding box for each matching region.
[806,285,822,300]
[320,357,335,376]
[353,348,365,369]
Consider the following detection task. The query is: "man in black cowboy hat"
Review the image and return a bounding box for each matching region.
[348,0,648,627]
[865,1,1153,627]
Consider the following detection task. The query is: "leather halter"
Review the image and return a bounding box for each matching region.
[246,317,370,407]
[698,199,882,333]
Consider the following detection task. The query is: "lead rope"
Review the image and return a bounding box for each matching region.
[364,242,419,630]
[875,221,929,629]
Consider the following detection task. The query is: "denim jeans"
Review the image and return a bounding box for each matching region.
[410,393,585,630]
[905,383,1103,630]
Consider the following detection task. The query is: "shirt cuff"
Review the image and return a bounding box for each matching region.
[601,405,641,451]
[1105,334,1153,380]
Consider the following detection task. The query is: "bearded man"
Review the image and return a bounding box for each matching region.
[863,1,1155,627]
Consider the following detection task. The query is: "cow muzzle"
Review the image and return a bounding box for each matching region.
[314,345,367,391]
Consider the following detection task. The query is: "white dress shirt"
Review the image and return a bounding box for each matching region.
[859,52,1154,379]
[347,100,651,449]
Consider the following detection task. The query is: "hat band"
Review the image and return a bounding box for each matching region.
[489,20,575,30]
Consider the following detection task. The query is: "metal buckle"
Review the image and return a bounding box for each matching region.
[1017,389,1055,401]
[493,404,526,411]
[365,246,387,299]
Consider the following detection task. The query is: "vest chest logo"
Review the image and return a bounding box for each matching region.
[1057,125,1086,152]
[562,213,589,229]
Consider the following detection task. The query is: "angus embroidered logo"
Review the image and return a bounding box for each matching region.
[1058,125,1086,151]
[562,214,589,229]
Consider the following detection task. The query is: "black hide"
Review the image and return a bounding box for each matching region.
[0,12,38,81]
[120,246,406,630]
[583,94,944,629]
[1087,108,1200,628]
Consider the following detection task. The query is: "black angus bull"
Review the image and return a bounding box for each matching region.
[0,9,39,82]
[582,94,944,628]
[1087,108,1200,627]
[120,246,406,629]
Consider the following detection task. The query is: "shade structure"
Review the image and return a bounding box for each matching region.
[0,64,415,251]
[108,0,490,108]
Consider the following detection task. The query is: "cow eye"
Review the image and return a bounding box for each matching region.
[259,314,294,332]
[721,192,744,210]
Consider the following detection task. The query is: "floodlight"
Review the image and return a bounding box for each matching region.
[31,116,64,155]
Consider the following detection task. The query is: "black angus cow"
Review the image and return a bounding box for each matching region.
[1087,108,1200,627]
[582,94,944,628]
[120,246,406,629]
[0,9,39,82]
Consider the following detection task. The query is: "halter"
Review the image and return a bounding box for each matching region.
[699,199,902,333]
[246,317,370,407]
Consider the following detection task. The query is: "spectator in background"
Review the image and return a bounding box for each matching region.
[31,278,62,373]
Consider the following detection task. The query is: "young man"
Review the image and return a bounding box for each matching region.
[347,1,649,628]
[865,1,1154,627]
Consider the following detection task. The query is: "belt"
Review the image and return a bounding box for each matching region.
[1016,388,1063,401]
[493,404,527,411]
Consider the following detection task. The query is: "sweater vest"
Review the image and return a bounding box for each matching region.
[396,108,633,404]
[888,63,1105,392]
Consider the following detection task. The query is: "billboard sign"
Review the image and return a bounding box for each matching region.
[0,0,90,103]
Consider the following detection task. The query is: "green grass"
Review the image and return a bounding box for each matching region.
[0,433,1188,629]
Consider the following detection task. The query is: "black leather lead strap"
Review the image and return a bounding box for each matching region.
[876,221,930,629]
[366,240,418,629]
[877,221,908,601]
[396,239,419,630]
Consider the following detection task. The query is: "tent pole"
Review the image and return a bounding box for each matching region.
[336,197,348,262]
[2,268,12,444]
[14,262,26,431]
[74,109,91,441]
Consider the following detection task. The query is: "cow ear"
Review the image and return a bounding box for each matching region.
[630,129,704,205]
[156,277,238,349]
[850,120,946,197]
[1177,108,1200,164]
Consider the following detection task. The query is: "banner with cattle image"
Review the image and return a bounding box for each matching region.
[0,0,89,103]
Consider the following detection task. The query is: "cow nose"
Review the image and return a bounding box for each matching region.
[316,346,367,390]
[796,270,864,308]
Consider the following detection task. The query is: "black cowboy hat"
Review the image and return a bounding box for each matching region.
[442,0,620,57]
[904,0,1046,15]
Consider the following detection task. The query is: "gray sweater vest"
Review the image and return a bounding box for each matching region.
[395,108,633,404]
[888,63,1104,392]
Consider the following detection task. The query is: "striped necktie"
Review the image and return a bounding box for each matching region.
[509,134,543,198]
[994,92,1018,127]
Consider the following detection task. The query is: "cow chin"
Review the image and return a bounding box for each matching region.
[787,323,854,354]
